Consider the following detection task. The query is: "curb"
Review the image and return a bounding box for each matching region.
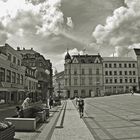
[55,101,67,128]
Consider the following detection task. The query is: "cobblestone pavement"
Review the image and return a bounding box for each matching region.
[51,99,94,140]
[84,94,140,140]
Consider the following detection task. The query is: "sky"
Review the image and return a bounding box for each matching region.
[1,0,140,72]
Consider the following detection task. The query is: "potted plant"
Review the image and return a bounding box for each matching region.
[0,121,15,140]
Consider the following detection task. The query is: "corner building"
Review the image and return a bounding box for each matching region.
[64,52,103,98]
[0,44,25,103]
[103,57,138,95]
[64,52,139,98]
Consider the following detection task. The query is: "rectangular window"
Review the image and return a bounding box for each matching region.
[18,59,20,66]
[13,56,16,64]
[114,79,117,83]
[17,73,20,84]
[12,72,16,83]
[129,71,132,75]
[129,63,131,68]
[96,77,100,83]
[119,71,122,75]
[114,71,117,75]
[105,78,108,83]
[114,63,116,68]
[96,69,99,75]
[20,74,23,85]
[124,63,127,68]
[65,69,67,74]
[65,79,67,86]
[125,78,127,83]
[89,77,92,85]
[133,78,136,83]
[120,79,123,83]
[82,69,85,75]
[69,79,71,85]
[8,53,11,61]
[89,68,92,75]
[133,71,136,75]
[74,69,77,75]
[0,68,5,82]
[105,71,108,75]
[109,71,112,75]
[119,64,122,67]
[110,79,112,83]
[129,78,132,83]
[125,71,127,75]
[105,64,108,68]
[109,64,112,68]
[81,78,85,85]
[74,78,78,85]
[6,70,11,82]
[133,63,135,67]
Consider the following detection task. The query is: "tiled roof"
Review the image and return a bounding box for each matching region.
[72,54,102,63]
[18,49,38,55]
[103,57,136,62]
[134,48,140,55]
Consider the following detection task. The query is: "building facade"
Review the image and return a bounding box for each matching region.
[103,57,138,95]
[17,48,53,101]
[53,71,66,98]
[25,66,38,101]
[64,52,103,98]
[64,52,139,98]
[0,44,25,103]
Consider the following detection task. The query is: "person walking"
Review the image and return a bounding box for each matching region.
[49,97,53,109]
[78,97,84,118]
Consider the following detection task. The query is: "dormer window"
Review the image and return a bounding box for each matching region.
[81,59,85,63]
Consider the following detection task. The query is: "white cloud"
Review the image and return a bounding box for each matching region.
[0,0,74,44]
[66,17,74,28]
[93,0,140,56]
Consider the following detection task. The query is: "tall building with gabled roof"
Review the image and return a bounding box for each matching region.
[64,53,103,98]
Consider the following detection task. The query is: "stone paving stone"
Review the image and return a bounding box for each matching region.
[85,94,140,140]
[98,120,135,128]
[93,129,111,140]
[51,100,94,140]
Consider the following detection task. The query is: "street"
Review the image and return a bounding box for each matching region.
[84,94,140,140]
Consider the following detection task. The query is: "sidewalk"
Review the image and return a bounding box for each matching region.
[14,104,63,140]
[51,100,94,140]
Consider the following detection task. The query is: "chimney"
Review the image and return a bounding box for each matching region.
[31,48,33,50]
[23,48,25,50]
[17,47,20,51]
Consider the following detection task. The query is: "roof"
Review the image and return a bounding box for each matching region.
[18,48,38,55]
[103,57,136,62]
[72,54,102,63]
[134,48,140,55]
[65,52,71,60]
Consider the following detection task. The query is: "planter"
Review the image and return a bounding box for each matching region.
[0,125,15,140]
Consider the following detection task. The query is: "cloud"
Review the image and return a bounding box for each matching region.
[93,0,140,56]
[66,17,74,28]
[0,0,74,44]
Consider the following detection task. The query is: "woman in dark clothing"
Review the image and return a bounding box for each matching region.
[78,98,84,118]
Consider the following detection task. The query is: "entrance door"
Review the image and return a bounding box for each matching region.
[67,90,70,98]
